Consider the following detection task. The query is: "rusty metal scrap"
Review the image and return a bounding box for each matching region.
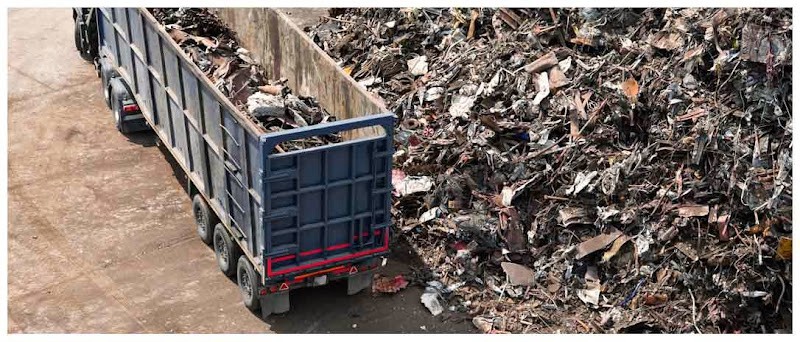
[309,7,792,333]
[151,8,341,152]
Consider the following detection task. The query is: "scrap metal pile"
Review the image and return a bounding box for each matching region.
[308,8,793,333]
[150,8,340,152]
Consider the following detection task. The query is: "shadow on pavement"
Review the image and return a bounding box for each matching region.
[124,130,158,147]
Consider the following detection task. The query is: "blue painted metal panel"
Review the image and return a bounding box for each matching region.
[261,114,394,279]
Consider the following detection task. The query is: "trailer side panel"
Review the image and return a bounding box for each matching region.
[97,8,266,267]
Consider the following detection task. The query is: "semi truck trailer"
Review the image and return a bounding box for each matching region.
[72,7,394,318]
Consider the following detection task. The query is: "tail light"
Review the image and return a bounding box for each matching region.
[122,104,140,113]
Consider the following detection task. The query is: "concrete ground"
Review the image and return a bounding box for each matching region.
[7,8,474,333]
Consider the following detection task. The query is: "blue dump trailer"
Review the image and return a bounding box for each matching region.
[73,8,394,317]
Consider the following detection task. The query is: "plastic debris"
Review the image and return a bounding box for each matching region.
[407,55,429,76]
[393,175,433,197]
[577,288,600,306]
[419,207,442,223]
[449,94,476,119]
[420,287,444,316]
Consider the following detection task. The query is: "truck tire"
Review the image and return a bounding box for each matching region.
[237,256,261,312]
[192,194,218,245]
[75,17,92,61]
[74,17,84,53]
[213,223,241,277]
[99,59,118,109]
[109,78,130,133]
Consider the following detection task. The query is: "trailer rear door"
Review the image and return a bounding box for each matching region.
[260,114,394,280]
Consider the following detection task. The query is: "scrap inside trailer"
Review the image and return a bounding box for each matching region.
[149,8,342,152]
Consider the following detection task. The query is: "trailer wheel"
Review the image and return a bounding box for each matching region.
[99,59,118,109]
[74,17,83,53]
[74,17,92,61]
[111,95,124,133]
[109,78,131,133]
[213,223,241,277]
[237,256,261,312]
[192,194,218,245]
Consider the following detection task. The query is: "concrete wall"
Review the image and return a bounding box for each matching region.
[214,8,387,139]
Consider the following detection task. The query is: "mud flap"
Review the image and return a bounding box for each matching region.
[347,270,374,295]
[260,291,290,319]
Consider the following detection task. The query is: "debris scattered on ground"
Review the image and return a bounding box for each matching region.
[420,281,446,316]
[150,8,340,152]
[309,8,793,333]
[372,274,410,294]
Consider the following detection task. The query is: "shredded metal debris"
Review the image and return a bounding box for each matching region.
[150,8,341,152]
[308,8,793,333]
